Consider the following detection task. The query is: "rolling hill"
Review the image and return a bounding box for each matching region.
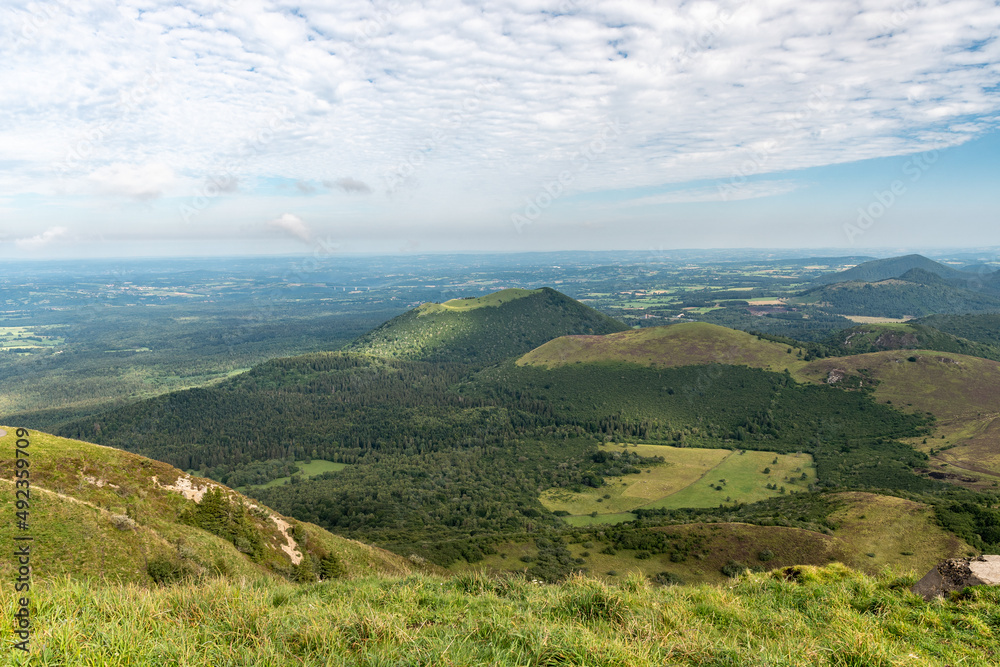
[516,322,801,371]
[914,313,1000,346]
[796,350,1000,489]
[791,278,1000,318]
[812,254,970,285]
[826,322,1000,361]
[346,287,627,363]
[0,427,425,585]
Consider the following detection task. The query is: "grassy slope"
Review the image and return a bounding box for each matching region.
[539,443,815,519]
[467,492,970,587]
[3,565,998,666]
[518,322,803,372]
[796,350,1000,485]
[348,287,628,363]
[0,428,423,584]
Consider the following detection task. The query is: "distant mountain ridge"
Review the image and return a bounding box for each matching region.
[812,254,971,285]
[346,287,627,364]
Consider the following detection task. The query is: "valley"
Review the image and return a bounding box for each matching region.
[4,250,1000,664]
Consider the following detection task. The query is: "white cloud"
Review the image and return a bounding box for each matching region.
[1,0,999,245]
[88,162,176,200]
[267,213,311,242]
[621,180,802,206]
[15,226,68,249]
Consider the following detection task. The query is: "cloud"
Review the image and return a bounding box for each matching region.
[622,180,802,206]
[15,226,68,249]
[1,0,999,248]
[267,213,311,242]
[325,177,372,194]
[88,162,176,200]
[295,180,318,194]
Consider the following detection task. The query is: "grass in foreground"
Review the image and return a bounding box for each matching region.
[2,565,998,666]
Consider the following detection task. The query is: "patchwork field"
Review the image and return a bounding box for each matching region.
[540,444,816,524]
[0,325,65,349]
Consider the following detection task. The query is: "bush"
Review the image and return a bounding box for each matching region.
[147,556,191,585]
[758,549,775,562]
[650,571,684,586]
[721,560,750,578]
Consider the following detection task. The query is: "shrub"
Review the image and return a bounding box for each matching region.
[147,556,191,585]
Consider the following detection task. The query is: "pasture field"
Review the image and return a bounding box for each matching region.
[0,325,65,349]
[244,459,348,490]
[436,288,542,311]
[540,444,816,522]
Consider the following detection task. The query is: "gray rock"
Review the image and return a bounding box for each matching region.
[912,555,1000,600]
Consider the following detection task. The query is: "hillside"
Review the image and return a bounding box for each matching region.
[797,350,1000,490]
[346,287,627,363]
[914,313,1000,346]
[826,322,1000,361]
[0,427,424,585]
[3,564,997,666]
[517,322,801,371]
[812,254,969,285]
[792,278,1000,318]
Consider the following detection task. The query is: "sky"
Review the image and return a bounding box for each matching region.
[2,0,999,258]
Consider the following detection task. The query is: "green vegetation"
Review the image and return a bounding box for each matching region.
[824,322,1000,361]
[5,566,998,665]
[346,287,627,363]
[915,313,1000,346]
[811,254,970,285]
[540,444,815,519]
[0,428,423,585]
[518,322,804,371]
[791,279,1000,318]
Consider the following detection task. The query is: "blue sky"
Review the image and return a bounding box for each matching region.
[1,0,999,257]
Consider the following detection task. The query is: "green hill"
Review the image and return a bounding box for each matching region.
[0,427,425,585]
[346,287,627,363]
[914,313,1000,346]
[792,278,1000,318]
[826,322,1000,361]
[813,254,969,285]
[517,322,801,371]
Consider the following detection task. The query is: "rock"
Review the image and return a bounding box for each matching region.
[912,555,1000,600]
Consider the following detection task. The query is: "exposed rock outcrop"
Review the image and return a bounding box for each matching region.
[912,555,1000,600]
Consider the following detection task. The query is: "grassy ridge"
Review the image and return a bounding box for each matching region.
[518,322,802,371]
[0,429,423,584]
[3,566,998,665]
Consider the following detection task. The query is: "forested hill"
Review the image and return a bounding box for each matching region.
[793,278,1000,317]
[812,254,971,285]
[824,322,1000,361]
[345,287,627,364]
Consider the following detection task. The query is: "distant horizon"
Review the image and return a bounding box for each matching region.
[7,245,1000,264]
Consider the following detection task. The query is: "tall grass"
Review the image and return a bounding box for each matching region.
[2,565,997,666]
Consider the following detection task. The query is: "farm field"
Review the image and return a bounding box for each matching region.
[540,443,816,524]
[0,325,65,349]
[238,459,348,491]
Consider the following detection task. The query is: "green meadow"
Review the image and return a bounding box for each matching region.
[540,443,816,523]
